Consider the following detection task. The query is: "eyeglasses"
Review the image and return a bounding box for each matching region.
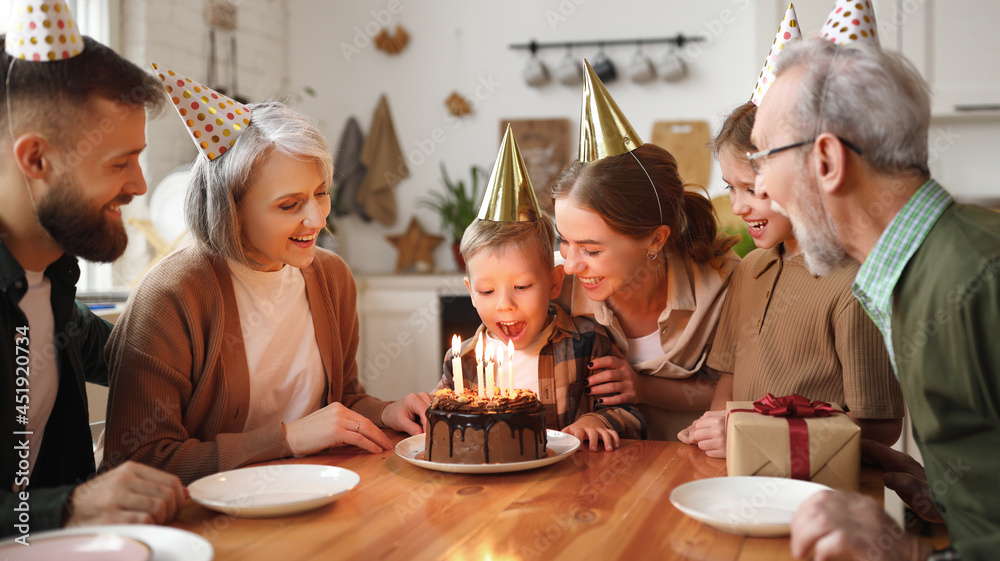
[746,136,863,175]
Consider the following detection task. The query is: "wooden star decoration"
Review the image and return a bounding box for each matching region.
[386,217,444,273]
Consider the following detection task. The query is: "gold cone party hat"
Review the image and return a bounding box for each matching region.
[152,63,251,162]
[4,0,84,62]
[477,124,541,222]
[820,0,880,47]
[578,59,643,163]
[751,4,802,105]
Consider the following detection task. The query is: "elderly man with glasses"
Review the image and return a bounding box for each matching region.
[751,38,1000,561]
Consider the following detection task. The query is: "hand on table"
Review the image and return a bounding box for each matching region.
[586,347,641,406]
[563,416,620,451]
[381,392,431,435]
[285,402,391,455]
[861,439,944,523]
[676,410,727,458]
[790,490,932,561]
[66,461,186,527]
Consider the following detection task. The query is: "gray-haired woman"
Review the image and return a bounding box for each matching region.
[103,101,429,485]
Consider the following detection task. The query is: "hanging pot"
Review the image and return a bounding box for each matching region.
[591,45,616,83]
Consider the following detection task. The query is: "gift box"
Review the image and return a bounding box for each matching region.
[726,394,860,491]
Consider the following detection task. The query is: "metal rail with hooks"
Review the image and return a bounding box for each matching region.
[509,34,705,53]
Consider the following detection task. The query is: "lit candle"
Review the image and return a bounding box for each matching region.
[475,334,484,398]
[508,339,515,397]
[496,348,505,396]
[452,335,464,394]
[485,342,495,399]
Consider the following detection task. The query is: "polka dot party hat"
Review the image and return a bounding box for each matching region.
[152,64,251,162]
[751,3,801,105]
[820,0,880,47]
[4,0,84,62]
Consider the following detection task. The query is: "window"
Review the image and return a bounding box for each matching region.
[0,0,117,47]
[2,0,123,293]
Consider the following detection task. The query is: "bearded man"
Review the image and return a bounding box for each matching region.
[1,4,185,537]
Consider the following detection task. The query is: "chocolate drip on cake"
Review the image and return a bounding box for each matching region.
[425,389,547,464]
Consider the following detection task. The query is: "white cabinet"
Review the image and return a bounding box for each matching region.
[755,0,1000,199]
[355,274,470,401]
[898,0,1000,117]
[756,0,1000,118]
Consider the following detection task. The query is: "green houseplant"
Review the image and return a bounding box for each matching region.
[419,163,487,270]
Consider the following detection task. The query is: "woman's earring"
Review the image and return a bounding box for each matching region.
[647,251,658,261]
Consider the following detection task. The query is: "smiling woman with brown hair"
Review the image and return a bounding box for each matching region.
[551,63,740,441]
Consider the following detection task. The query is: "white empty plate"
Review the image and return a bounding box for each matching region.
[189,464,360,518]
[0,525,211,561]
[669,476,832,537]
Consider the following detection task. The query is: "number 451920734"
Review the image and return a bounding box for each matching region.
[14,326,29,419]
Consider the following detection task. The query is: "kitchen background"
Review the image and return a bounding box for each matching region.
[3,0,992,285]
[3,3,991,530]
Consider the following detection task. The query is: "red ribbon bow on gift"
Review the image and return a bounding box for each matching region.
[731,394,842,481]
[753,393,836,418]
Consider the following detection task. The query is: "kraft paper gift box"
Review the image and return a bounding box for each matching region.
[726,394,860,491]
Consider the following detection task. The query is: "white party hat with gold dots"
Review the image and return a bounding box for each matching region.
[4,0,84,62]
[820,0,880,47]
[152,63,252,161]
[751,3,801,105]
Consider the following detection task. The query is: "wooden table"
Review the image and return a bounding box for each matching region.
[172,432,884,561]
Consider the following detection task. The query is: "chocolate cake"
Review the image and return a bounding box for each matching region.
[425,388,547,464]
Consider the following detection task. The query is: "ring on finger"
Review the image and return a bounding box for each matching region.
[354,420,360,432]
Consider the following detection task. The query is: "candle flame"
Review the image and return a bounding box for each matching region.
[452,334,461,355]
[485,341,494,362]
[475,333,483,361]
[508,339,514,357]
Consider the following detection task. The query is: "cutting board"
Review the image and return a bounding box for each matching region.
[650,120,712,188]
